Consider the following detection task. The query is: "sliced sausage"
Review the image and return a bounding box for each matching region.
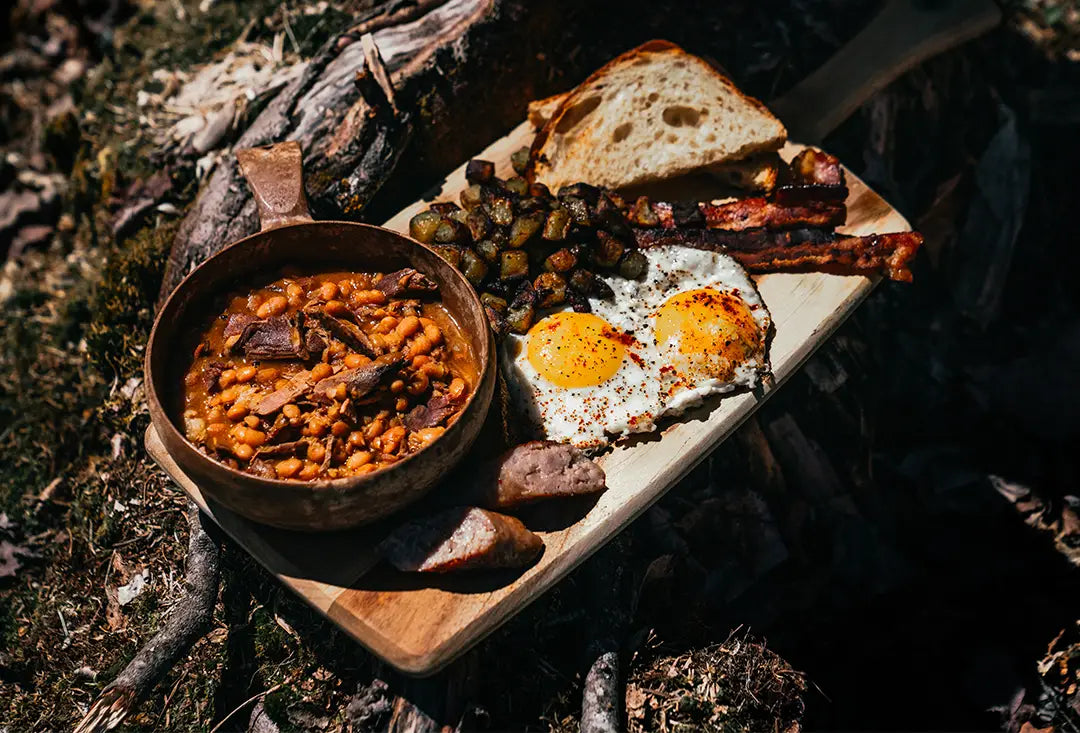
[381,507,543,573]
[470,441,607,510]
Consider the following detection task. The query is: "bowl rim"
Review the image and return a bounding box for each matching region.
[144,219,496,494]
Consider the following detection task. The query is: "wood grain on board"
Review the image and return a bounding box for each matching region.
[146,121,911,676]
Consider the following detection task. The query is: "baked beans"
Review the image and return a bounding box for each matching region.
[182,270,477,480]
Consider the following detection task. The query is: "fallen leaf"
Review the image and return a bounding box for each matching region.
[117,569,150,605]
[626,684,647,721]
[0,540,34,578]
[106,593,125,632]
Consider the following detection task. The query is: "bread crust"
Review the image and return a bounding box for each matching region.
[527,92,568,129]
[525,40,786,189]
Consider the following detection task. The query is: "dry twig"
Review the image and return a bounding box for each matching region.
[582,650,621,733]
[74,502,221,733]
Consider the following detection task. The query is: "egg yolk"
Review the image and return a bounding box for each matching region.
[526,312,628,388]
[654,288,762,379]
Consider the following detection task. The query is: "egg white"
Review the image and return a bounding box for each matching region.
[501,245,772,450]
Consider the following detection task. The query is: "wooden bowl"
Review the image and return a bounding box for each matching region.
[144,143,495,531]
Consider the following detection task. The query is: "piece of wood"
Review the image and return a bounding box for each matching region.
[581,651,621,733]
[75,503,221,733]
[146,123,911,676]
[160,0,496,298]
[770,0,1000,143]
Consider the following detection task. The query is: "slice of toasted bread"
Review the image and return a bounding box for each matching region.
[532,98,782,193]
[526,40,786,192]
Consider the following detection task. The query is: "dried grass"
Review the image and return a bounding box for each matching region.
[626,630,806,733]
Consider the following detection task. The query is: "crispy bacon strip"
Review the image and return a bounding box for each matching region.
[633,227,923,283]
[625,149,848,231]
[771,182,847,206]
[734,233,923,283]
[637,189,846,233]
[697,197,846,231]
[634,226,833,251]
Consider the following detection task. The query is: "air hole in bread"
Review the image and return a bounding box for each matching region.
[667,133,677,143]
[648,92,659,102]
[612,122,633,143]
[555,96,601,134]
[654,130,663,140]
[662,105,701,128]
[706,133,717,142]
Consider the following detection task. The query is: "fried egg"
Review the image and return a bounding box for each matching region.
[501,246,772,450]
[503,310,657,448]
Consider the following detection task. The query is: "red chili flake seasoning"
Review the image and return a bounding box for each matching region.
[601,325,637,347]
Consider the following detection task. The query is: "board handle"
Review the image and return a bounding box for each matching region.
[236,141,314,231]
[770,0,1001,143]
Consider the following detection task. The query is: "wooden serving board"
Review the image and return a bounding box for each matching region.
[146,121,910,676]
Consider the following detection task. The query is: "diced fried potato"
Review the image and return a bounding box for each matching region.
[499,250,529,280]
[409,211,442,244]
